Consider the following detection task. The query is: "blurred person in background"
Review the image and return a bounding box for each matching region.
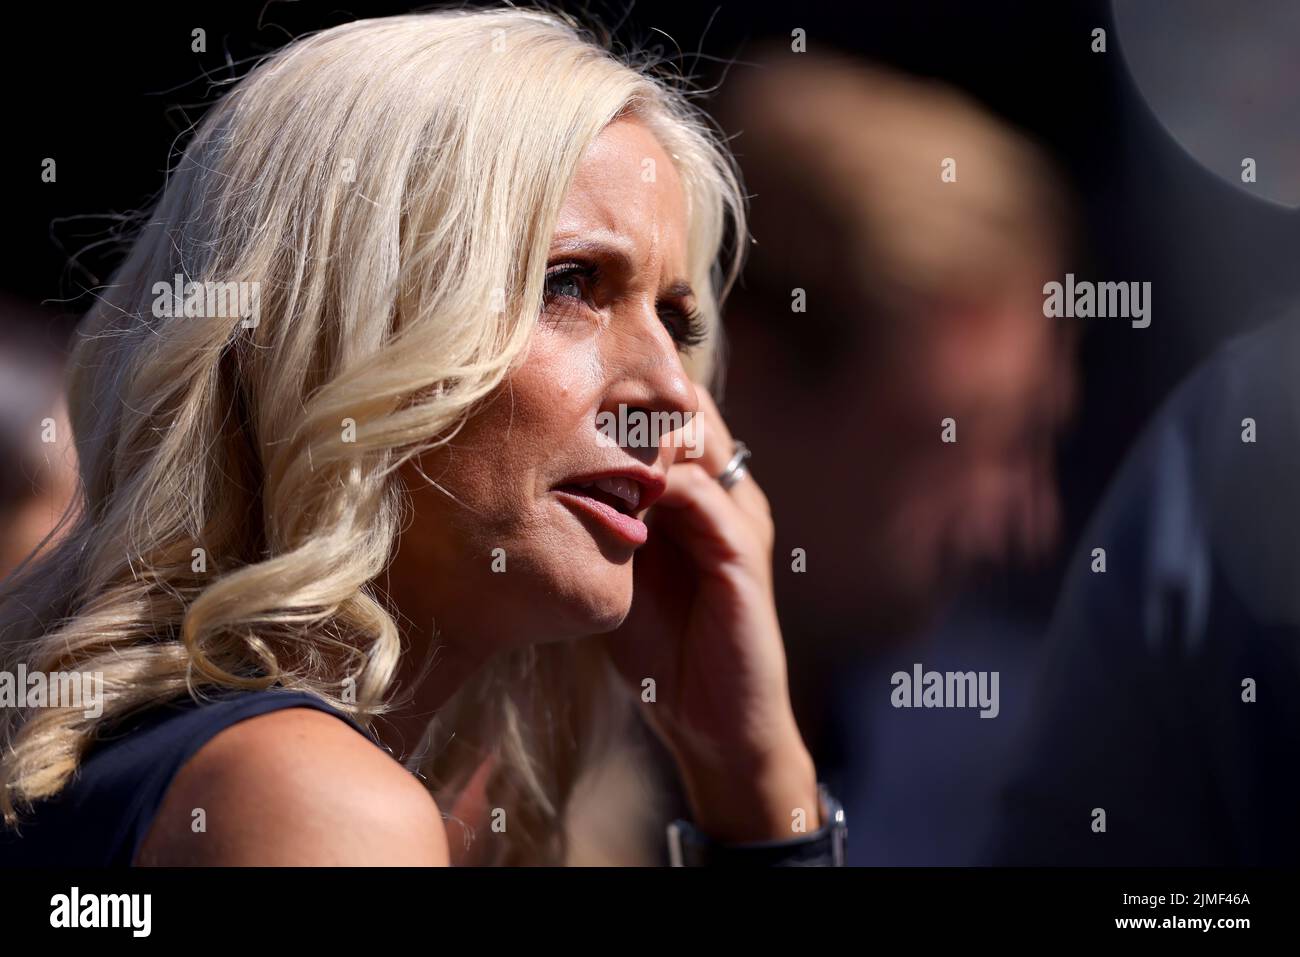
[988,311,1300,865]
[717,53,1076,712]
[982,0,1300,867]
[0,300,77,581]
[697,53,1078,863]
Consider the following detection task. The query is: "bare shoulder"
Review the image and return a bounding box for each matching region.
[137,706,449,866]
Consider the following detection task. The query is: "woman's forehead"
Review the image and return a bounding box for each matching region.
[554,118,689,269]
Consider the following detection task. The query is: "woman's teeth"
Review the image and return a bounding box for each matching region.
[573,477,641,512]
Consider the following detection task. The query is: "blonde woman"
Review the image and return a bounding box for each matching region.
[0,8,844,866]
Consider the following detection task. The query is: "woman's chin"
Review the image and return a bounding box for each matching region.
[550,568,634,637]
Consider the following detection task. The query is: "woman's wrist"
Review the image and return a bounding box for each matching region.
[673,726,820,844]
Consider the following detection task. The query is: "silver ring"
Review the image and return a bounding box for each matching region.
[717,441,752,491]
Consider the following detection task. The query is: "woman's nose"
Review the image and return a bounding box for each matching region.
[599,317,699,460]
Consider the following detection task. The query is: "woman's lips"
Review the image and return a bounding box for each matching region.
[554,487,649,547]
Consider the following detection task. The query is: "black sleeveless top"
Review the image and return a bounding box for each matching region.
[0,688,380,867]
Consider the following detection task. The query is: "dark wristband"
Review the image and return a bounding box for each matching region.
[666,784,847,866]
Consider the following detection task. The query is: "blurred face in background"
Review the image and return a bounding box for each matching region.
[719,52,1077,641]
[856,279,1075,628]
[0,398,77,582]
[726,254,1076,639]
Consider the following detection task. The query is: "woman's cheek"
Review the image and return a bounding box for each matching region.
[512,334,607,430]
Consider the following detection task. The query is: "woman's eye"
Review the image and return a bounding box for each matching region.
[659,306,708,352]
[543,264,593,304]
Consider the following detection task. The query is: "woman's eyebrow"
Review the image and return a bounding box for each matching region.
[658,280,695,302]
[549,234,695,301]
[548,234,635,272]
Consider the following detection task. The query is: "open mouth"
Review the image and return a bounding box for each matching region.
[554,476,643,515]
[552,470,665,548]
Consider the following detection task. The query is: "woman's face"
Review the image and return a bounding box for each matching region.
[394,117,701,650]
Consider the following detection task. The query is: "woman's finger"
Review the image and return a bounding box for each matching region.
[651,462,772,572]
[682,385,731,474]
[683,386,773,533]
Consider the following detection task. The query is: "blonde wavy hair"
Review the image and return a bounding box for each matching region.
[0,7,744,864]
